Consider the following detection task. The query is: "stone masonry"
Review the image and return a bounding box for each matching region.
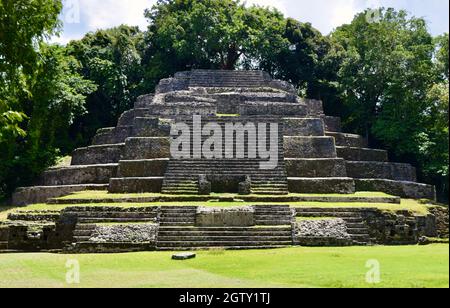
[11,69,436,205]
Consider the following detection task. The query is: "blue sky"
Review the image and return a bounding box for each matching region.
[53,0,449,44]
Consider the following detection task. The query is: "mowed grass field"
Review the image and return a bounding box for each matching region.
[0,245,448,288]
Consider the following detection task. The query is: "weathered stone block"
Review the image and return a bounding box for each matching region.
[346,161,417,182]
[285,158,347,177]
[117,159,169,177]
[336,146,388,162]
[282,118,325,136]
[322,116,342,132]
[300,98,323,116]
[122,137,170,160]
[284,137,337,158]
[148,103,217,116]
[239,102,307,116]
[133,117,171,137]
[108,177,164,193]
[12,184,108,206]
[196,206,255,227]
[40,164,118,186]
[71,144,124,165]
[354,179,436,200]
[288,178,356,194]
[326,132,367,148]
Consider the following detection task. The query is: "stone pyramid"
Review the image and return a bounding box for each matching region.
[12,70,436,205]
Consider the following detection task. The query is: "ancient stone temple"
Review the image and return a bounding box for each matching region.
[13,70,436,205]
[3,70,447,253]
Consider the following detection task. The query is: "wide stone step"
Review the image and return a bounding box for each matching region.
[336,146,388,162]
[254,211,292,216]
[156,245,290,251]
[326,132,367,148]
[354,179,436,200]
[160,218,196,223]
[295,212,362,218]
[347,228,370,235]
[158,231,292,237]
[158,226,291,232]
[160,207,197,211]
[156,241,293,247]
[158,236,292,242]
[288,178,355,194]
[117,159,169,178]
[282,118,325,136]
[160,222,195,226]
[12,184,109,206]
[73,230,94,237]
[74,224,97,230]
[284,137,337,158]
[92,126,133,145]
[71,143,125,165]
[251,191,289,195]
[160,212,196,217]
[40,164,118,186]
[7,212,60,221]
[239,102,307,116]
[285,158,347,178]
[295,207,374,213]
[350,234,371,240]
[122,137,170,160]
[254,221,292,226]
[109,177,164,193]
[74,236,91,242]
[346,223,367,229]
[78,218,156,223]
[346,161,417,182]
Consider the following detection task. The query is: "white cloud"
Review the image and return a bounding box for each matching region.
[51,0,448,45]
[244,0,288,15]
[79,0,155,30]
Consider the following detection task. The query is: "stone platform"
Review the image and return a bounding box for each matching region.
[1,204,447,253]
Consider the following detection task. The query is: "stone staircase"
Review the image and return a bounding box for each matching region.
[162,117,288,195]
[295,208,372,245]
[156,226,293,250]
[253,205,293,225]
[73,224,96,243]
[159,206,197,226]
[156,205,293,250]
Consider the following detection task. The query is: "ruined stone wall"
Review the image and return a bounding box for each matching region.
[429,206,449,238]
[361,209,440,245]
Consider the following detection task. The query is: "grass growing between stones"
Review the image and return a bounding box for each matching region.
[55,191,396,200]
[0,245,447,288]
[0,199,437,221]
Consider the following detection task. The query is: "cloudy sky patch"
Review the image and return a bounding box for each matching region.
[53,0,449,44]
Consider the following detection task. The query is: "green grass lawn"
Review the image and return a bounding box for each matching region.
[0,245,448,288]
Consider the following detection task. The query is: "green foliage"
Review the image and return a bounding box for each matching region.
[66,25,145,146]
[0,0,62,140]
[142,0,289,84]
[0,1,97,199]
[331,8,448,201]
